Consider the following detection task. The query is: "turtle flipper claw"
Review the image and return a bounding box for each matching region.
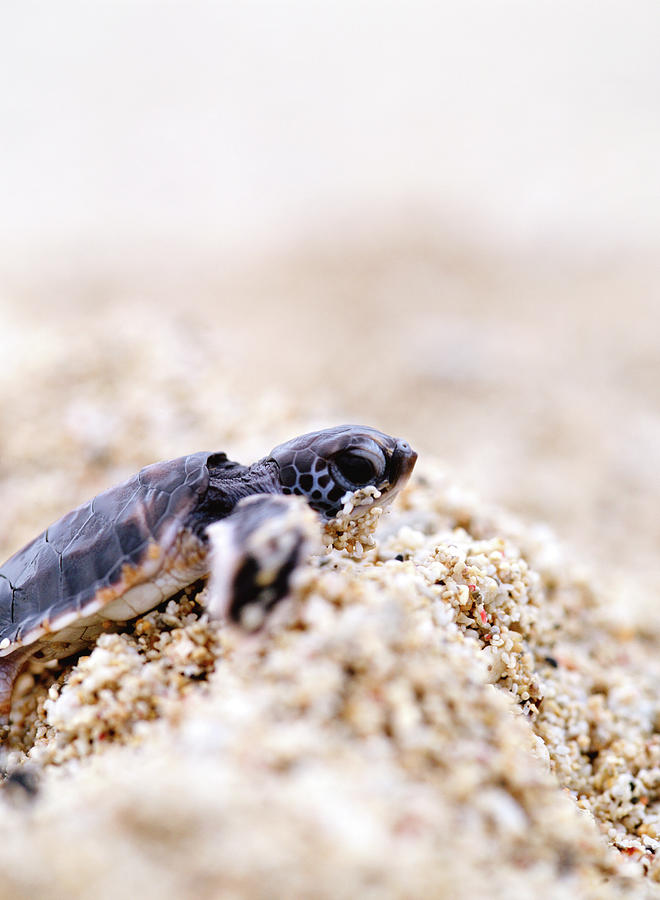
[206,494,321,630]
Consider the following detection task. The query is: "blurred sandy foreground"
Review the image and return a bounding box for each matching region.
[2,2,660,897]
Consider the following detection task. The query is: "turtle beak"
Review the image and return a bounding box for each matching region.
[388,439,417,492]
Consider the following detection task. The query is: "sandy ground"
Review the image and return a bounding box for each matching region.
[0,234,659,898]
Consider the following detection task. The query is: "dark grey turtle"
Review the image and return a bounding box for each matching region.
[0,425,416,723]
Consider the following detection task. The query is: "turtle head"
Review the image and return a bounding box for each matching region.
[267,425,417,520]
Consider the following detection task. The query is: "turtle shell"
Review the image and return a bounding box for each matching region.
[0,452,211,654]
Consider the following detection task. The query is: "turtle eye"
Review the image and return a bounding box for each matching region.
[334,450,377,486]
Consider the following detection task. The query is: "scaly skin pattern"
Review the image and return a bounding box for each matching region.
[0,425,417,723]
[268,425,415,519]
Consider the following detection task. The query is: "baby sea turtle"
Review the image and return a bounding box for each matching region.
[0,425,416,724]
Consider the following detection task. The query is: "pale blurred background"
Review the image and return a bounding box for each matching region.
[0,2,659,615]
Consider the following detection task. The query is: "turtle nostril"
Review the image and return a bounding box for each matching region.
[395,439,415,459]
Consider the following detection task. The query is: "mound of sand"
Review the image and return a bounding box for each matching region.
[1,450,659,898]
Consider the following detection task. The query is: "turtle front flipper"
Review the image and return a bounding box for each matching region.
[206,495,321,630]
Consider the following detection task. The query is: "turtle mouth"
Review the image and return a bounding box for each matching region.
[385,439,417,497]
